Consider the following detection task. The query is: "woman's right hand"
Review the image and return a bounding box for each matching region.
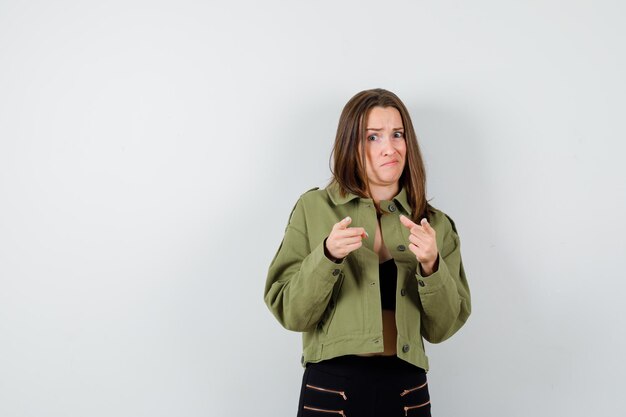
[324,216,368,262]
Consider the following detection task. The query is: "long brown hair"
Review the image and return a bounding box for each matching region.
[330,88,428,221]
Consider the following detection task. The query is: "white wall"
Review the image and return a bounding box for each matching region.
[1,1,625,416]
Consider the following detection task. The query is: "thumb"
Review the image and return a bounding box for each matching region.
[336,216,352,230]
[421,218,435,234]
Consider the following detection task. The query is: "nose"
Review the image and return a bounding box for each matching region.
[381,136,396,156]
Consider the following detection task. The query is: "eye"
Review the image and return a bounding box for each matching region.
[367,134,378,141]
[393,131,405,139]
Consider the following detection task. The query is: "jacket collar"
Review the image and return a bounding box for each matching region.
[392,186,413,215]
[326,181,413,215]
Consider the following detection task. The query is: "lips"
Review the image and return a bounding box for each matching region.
[381,160,399,167]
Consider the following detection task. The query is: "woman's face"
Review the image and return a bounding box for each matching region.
[362,106,407,190]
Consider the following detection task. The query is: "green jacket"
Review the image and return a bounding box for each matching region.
[264,183,471,370]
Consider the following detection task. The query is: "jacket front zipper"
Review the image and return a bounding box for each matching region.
[306,384,348,400]
[303,405,346,416]
[403,400,430,416]
[399,381,428,397]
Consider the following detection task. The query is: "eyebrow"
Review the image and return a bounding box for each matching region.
[365,127,404,131]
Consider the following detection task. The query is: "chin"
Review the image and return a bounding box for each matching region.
[384,172,403,183]
[378,176,402,186]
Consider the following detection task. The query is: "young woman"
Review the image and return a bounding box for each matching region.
[264,89,471,417]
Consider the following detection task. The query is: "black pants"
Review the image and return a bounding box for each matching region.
[297,355,431,417]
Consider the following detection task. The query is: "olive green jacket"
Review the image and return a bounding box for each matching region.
[264,183,471,370]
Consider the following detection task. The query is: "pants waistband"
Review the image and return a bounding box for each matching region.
[307,355,425,378]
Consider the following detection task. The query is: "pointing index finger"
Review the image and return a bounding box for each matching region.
[345,227,368,239]
[399,214,417,230]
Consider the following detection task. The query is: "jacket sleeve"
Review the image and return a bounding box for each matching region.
[417,214,471,343]
[264,197,343,332]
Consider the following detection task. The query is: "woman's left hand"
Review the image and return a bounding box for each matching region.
[399,215,439,276]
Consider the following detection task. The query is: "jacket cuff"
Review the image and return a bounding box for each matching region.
[309,239,345,284]
[415,254,452,294]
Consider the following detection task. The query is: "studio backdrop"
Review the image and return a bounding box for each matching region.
[1,1,625,416]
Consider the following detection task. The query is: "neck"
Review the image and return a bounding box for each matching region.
[369,183,400,204]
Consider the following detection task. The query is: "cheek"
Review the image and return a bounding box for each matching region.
[364,148,376,168]
[398,143,408,160]
[399,147,408,169]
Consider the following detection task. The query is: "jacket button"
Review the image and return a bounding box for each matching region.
[397,245,406,251]
[418,280,425,287]
[400,289,407,296]
[402,344,410,353]
[332,269,340,276]
[388,204,397,212]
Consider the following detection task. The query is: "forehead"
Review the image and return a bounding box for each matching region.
[365,106,403,127]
